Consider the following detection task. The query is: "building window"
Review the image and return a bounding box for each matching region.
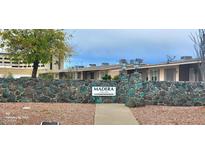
[50,62,53,70]
[90,72,95,79]
[165,68,176,81]
[77,72,81,79]
[150,69,159,81]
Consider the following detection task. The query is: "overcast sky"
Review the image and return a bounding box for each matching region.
[65,29,196,68]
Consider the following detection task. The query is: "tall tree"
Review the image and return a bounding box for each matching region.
[190,29,205,81]
[0,29,72,78]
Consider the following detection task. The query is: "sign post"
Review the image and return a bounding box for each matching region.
[92,87,116,96]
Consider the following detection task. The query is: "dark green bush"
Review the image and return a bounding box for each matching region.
[102,74,112,80]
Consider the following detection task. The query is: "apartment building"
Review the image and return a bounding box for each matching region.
[41,56,202,82]
[133,56,201,82]
[0,52,64,78]
[58,63,121,80]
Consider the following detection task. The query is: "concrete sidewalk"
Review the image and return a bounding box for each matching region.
[95,104,139,125]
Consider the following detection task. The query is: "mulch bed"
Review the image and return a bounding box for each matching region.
[131,105,205,125]
[0,103,96,125]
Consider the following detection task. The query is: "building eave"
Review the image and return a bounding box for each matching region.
[53,59,202,73]
[137,60,201,69]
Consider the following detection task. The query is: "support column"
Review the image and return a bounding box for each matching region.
[176,66,179,81]
[159,68,164,81]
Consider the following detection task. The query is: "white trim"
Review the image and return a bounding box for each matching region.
[138,61,201,69]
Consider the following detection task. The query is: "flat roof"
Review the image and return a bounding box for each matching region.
[132,59,201,69]
[60,64,121,72]
[54,58,202,73]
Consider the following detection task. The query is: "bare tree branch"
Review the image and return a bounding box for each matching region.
[190,29,205,81]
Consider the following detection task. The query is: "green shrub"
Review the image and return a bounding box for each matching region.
[102,74,112,80]
[112,75,119,80]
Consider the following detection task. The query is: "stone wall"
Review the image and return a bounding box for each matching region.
[127,80,205,107]
[1,72,205,106]
[143,81,205,106]
[126,72,205,107]
[0,78,120,103]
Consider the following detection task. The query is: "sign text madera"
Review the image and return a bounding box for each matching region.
[92,87,116,96]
